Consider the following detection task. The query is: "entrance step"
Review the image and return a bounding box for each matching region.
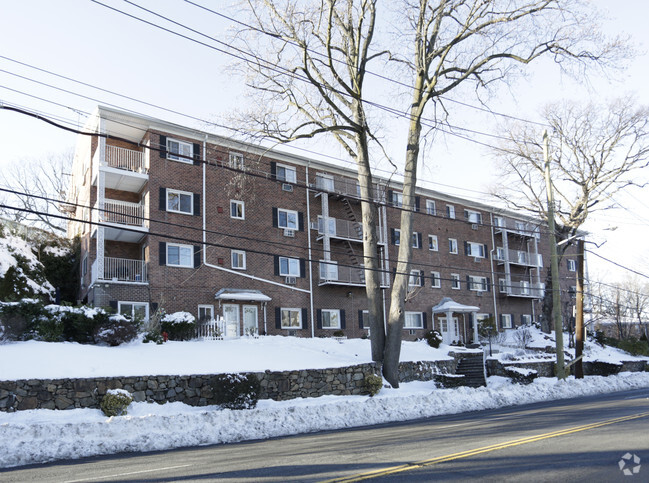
[456,355,486,388]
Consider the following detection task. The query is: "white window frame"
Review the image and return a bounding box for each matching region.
[231,250,246,270]
[468,275,488,292]
[568,259,576,272]
[230,200,245,220]
[521,280,530,295]
[494,216,504,228]
[167,189,193,215]
[279,256,301,276]
[451,273,460,290]
[428,234,438,251]
[449,238,458,254]
[281,308,302,329]
[404,312,423,329]
[502,314,513,329]
[499,278,507,293]
[321,309,341,329]
[412,232,420,248]
[431,271,441,288]
[229,152,244,170]
[166,243,193,268]
[118,301,149,321]
[198,304,214,323]
[522,314,532,326]
[426,199,436,215]
[409,269,422,288]
[394,228,401,246]
[166,138,193,163]
[391,191,403,207]
[361,310,370,329]
[276,163,297,183]
[277,208,299,229]
[317,173,334,191]
[446,205,455,219]
[465,209,482,224]
[467,241,485,258]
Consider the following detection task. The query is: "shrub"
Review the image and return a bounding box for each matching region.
[143,330,164,344]
[161,311,196,341]
[332,330,345,337]
[594,330,607,347]
[35,317,64,342]
[512,327,533,349]
[100,389,133,416]
[0,299,49,341]
[424,330,443,348]
[211,373,260,410]
[615,338,649,357]
[59,309,105,344]
[504,366,538,385]
[94,315,139,346]
[363,374,383,396]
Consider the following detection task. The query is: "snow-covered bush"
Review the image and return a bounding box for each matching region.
[100,389,133,416]
[161,311,196,341]
[424,330,443,348]
[210,373,260,410]
[363,374,383,396]
[0,299,49,341]
[504,366,538,385]
[512,327,533,349]
[94,314,139,346]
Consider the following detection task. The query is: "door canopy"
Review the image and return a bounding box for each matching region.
[432,297,479,314]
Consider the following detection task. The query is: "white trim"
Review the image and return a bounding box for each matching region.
[230,200,245,220]
[451,273,461,290]
[167,189,193,215]
[321,309,341,329]
[404,311,423,329]
[198,304,214,322]
[279,256,301,276]
[167,243,193,268]
[117,301,149,321]
[449,238,458,254]
[431,271,441,288]
[426,199,436,215]
[281,307,302,329]
[166,138,193,164]
[428,234,438,251]
[231,249,246,270]
[228,152,244,169]
[276,163,297,183]
[412,231,420,248]
[277,208,299,229]
[502,313,513,329]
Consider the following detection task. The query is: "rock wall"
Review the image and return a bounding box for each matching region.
[486,359,647,378]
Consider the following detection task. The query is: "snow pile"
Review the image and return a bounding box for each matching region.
[1,372,648,468]
[162,311,195,324]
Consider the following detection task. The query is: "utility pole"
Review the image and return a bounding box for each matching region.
[543,130,566,380]
[575,238,585,378]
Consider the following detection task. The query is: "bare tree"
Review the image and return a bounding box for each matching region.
[235,0,625,387]
[622,276,649,339]
[0,151,73,233]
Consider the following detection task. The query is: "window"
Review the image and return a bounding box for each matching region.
[412,232,420,248]
[567,259,576,272]
[118,302,148,321]
[321,309,341,329]
[229,152,244,170]
[466,241,486,258]
[428,235,438,251]
[451,273,460,290]
[431,271,441,288]
[569,285,577,299]
[449,238,458,254]
[393,228,401,246]
[499,278,507,293]
[520,281,530,295]
[276,164,297,183]
[501,314,512,329]
[167,243,193,267]
[391,191,403,207]
[522,314,532,326]
[279,256,301,276]
[317,173,334,191]
[81,256,88,276]
[167,189,193,215]
[426,199,436,215]
[230,200,244,219]
[409,270,422,288]
[493,216,504,228]
[360,310,370,329]
[198,305,214,323]
[281,308,302,329]
[465,209,482,224]
[167,138,192,163]
[446,205,455,219]
[468,275,488,292]
[278,208,298,229]
[404,312,423,329]
[231,250,246,270]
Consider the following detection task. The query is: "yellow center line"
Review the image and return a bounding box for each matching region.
[321,411,649,483]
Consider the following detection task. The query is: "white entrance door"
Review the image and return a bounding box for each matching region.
[243,305,258,336]
[223,304,240,338]
[439,316,459,344]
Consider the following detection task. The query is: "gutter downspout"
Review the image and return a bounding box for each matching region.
[489,213,499,331]
[306,164,315,338]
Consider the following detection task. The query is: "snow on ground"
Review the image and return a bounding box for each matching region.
[0,331,648,468]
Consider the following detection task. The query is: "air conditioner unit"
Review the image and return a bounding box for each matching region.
[282,183,294,192]
[310,221,318,230]
[474,257,482,263]
[285,276,297,285]
[283,229,295,237]
[471,224,479,230]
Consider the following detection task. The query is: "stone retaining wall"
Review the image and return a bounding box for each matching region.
[486,359,647,378]
[0,359,456,412]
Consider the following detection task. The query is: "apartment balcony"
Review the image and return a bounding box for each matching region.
[502,280,545,298]
[94,145,148,192]
[91,257,148,284]
[494,248,542,267]
[314,216,386,244]
[93,198,148,242]
[314,174,385,202]
[494,217,540,239]
[319,261,389,287]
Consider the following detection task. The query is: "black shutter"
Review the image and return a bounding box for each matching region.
[464,209,469,220]
[387,189,393,206]
[298,212,304,231]
[417,233,422,249]
[483,244,488,257]
[466,275,471,290]
[302,308,308,330]
[193,193,201,216]
[422,312,428,329]
[274,255,279,276]
[316,309,322,329]
[390,228,396,245]
[193,143,201,165]
[414,196,420,212]
[478,213,483,224]
[272,207,278,227]
[159,187,167,211]
[159,242,166,265]
[193,245,201,268]
[275,307,281,329]
[270,161,277,180]
[499,314,504,329]
[160,135,167,159]
[419,270,424,286]
[151,302,158,312]
[358,310,364,329]
[299,258,306,278]
[392,267,396,280]
[109,300,118,311]
[340,310,346,329]
[464,241,469,255]
[486,277,491,292]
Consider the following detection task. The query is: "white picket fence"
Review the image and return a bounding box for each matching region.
[196,318,225,340]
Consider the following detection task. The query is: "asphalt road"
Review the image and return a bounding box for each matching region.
[1,388,648,483]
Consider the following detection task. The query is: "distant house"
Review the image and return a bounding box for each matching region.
[66,106,579,342]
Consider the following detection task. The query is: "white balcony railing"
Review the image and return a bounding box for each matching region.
[494,248,542,267]
[494,217,540,239]
[316,216,385,244]
[507,281,545,298]
[314,174,385,202]
[320,261,365,285]
[101,199,146,228]
[104,145,146,173]
[93,257,147,283]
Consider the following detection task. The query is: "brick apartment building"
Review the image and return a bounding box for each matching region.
[68,106,579,344]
